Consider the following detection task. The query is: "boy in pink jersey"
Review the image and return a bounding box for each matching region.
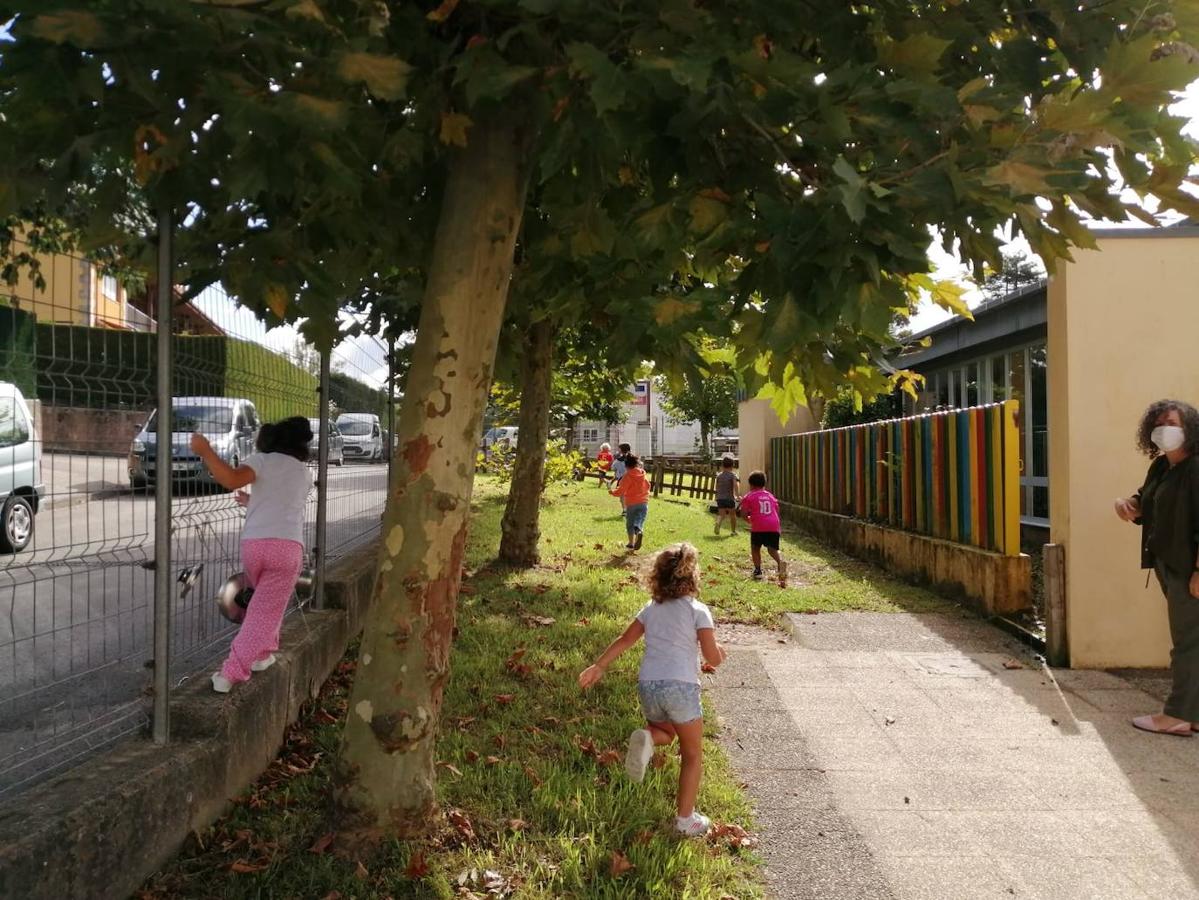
[738,470,787,584]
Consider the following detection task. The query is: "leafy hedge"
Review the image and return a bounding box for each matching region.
[0,304,37,397]
[0,314,387,424]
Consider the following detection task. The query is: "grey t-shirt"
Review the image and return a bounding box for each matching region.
[242,452,311,546]
[715,470,739,501]
[636,596,715,684]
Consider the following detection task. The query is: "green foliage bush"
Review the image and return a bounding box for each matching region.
[0,304,37,396]
[0,315,387,424]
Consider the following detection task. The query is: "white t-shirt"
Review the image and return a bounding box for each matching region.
[636,596,715,685]
[241,452,311,546]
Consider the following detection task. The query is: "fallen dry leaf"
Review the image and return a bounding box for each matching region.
[494,693,516,705]
[1002,658,1024,670]
[485,755,502,766]
[448,808,476,842]
[633,828,655,845]
[404,850,430,879]
[307,832,335,855]
[575,617,590,627]
[708,822,759,851]
[354,860,369,880]
[465,749,480,763]
[596,749,622,767]
[522,614,556,626]
[650,752,668,770]
[504,648,527,668]
[507,818,529,832]
[437,761,463,777]
[523,765,543,786]
[229,859,267,874]
[609,850,634,877]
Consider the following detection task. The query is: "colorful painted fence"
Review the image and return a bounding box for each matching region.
[769,401,1022,556]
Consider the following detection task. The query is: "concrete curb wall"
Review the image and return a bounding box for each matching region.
[779,501,1031,616]
[0,543,379,900]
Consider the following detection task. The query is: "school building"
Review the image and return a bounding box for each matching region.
[740,220,1199,669]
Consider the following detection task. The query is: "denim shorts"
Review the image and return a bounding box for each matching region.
[638,679,703,724]
[625,502,648,534]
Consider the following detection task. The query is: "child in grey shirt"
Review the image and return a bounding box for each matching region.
[578,542,725,837]
[713,455,740,535]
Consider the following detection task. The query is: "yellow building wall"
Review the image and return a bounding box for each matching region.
[1048,229,1199,668]
[738,397,818,476]
[1,239,110,326]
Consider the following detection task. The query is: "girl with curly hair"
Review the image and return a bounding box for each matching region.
[578,542,725,836]
[1114,399,1199,736]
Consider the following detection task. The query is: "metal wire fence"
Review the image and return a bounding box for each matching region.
[0,248,393,798]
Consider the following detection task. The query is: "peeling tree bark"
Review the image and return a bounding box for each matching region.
[497,317,554,567]
[338,117,530,836]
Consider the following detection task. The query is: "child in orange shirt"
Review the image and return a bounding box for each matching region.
[610,454,650,550]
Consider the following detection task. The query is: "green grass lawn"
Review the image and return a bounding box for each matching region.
[141,478,957,900]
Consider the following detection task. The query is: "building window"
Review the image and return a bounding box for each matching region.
[581,427,600,443]
[101,274,119,301]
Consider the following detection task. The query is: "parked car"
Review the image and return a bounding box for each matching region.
[307,418,345,466]
[0,381,43,553]
[336,413,383,463]
[129,397,260,489]
[483,426,519,451]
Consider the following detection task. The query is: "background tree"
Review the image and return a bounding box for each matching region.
[977,248,1046,302]
[656,340,740,459]
[5,0,1199,841]
[821,384,903,428]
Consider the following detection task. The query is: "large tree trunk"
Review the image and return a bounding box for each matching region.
[497,317,554,567]
[700,418,711,460]
[338,117,530,837]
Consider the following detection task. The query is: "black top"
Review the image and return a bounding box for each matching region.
[1135,455,1199,575]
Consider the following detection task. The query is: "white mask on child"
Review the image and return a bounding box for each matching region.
[1151,425,1186,453]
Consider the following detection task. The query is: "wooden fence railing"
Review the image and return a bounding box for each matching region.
[649,460,723,501]
[768,401,1022,556]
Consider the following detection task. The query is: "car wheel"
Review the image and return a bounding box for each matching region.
[0,495,35,553]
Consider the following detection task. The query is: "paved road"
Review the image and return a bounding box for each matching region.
[0,454,387,794]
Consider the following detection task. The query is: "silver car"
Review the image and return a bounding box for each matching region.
[128,397,260,489]
[307,418,345,466]
[0,381,43,552]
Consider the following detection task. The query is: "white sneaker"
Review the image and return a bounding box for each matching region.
[625,728,654,783]
[211,672,232,693]
[675,811,711,837]
[251,653,277,672]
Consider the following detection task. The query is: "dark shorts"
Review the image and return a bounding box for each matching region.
[716,498,736,509]
[750,531,780,550]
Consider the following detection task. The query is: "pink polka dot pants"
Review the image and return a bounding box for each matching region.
[220,538,304,683]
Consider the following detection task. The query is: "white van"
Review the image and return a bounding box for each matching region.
[483,426,519,450]
[0,381,43,552]
[336,413,383,462]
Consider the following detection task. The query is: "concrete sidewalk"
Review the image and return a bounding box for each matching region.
[710,614,1199,900]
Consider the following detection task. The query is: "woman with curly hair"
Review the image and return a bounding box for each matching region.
[578,542,726,836]
[1114,399,1199,736]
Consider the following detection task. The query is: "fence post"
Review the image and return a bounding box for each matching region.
[313,348,331,610]
[387,337,396,486]
[152,209,173,745]
[1044,543,1068,667]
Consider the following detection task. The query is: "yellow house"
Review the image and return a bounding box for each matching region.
[1,239,147,331]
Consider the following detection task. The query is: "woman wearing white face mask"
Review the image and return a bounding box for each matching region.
[1115,399,1199,736]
